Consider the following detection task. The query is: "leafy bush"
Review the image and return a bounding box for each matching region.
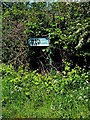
[2,2,90,71]
[1,64,89,118]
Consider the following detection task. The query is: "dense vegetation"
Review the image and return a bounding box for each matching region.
[1,1,90,119]
[2,2,90,71]
[1,63,90,118]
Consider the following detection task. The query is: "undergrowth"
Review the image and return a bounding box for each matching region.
[1,63,90,118]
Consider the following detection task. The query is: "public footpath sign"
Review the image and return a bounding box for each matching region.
[28,37,49,46]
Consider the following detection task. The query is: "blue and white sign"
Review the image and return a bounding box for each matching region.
[28,37,49,46]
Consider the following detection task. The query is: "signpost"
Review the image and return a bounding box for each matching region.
[28,33,52,72]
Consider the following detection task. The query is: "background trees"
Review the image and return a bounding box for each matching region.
[2,2,90,71]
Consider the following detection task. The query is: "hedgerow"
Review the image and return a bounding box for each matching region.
[2,2,90,71]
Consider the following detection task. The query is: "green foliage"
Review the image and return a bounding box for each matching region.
[2,2,90,70]
[1,2,90,118]
[1,64,89,118]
